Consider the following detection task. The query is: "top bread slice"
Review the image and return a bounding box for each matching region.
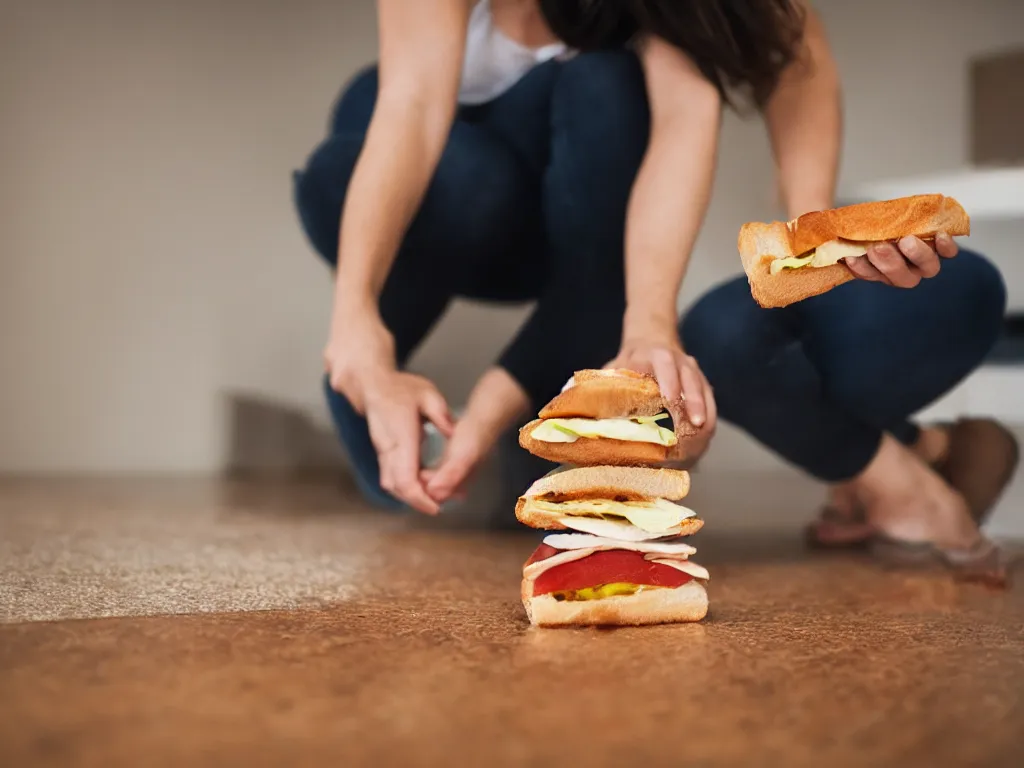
[540,369,665,419]
[739,194,970,309]
[788,194,970,255]
[540,369,699,437]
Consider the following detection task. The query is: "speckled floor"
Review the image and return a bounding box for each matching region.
[1,476,1023,767]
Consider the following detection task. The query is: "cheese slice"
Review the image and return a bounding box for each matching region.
[649,558,710,581]
[542,533,697,556]
[770,238,871,275]
[769,252,814,275]
[555,516,672,542]
[523,497,696,534]
[811,239,869,267]
[530,417,677,446]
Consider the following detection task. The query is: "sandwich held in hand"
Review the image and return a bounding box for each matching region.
[739,194,970,308]
[518,369,700,466]
[516,370,710,628]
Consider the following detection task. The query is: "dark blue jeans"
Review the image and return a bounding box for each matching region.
[680,252,1007,482]
[294,50,649,413]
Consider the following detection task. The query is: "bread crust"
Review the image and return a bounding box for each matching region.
[519,420,671,466]
[522,579,709,627]
[539,371,665,419]
[738,221,853,308]
[523,465,691,501]
[739,195,970,309]
[514,498,705,534]
[789,194,970,255]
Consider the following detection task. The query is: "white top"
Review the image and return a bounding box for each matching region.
[458,0,572,105]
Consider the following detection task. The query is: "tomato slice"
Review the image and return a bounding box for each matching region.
[529,545,693,596]
[524,543,559,567]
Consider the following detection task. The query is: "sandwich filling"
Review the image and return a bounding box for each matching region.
[769,238,870,275]
[525,544,707,601]
[530,412,676,446]
[521,497,696,540]
[770,235,938,276]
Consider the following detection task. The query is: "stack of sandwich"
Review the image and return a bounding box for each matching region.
[515,369,709,628]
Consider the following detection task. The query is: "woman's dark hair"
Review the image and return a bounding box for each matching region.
[538,0,807,110]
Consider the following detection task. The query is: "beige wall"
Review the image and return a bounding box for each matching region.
[1,0,373,471]
[1,0,1022,474]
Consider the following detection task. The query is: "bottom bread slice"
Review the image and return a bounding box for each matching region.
[523,579,708,627]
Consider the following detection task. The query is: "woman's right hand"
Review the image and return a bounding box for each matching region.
[324,312,454,515]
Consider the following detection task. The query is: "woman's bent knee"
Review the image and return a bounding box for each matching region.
[953,249,1007,340]
[329,65,379,136]
[293,135,363,266]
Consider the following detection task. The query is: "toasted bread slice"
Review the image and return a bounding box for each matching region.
[540,369,666,420]
[521,465,691,502]
[788,193,970,255]
[522,578,708,627]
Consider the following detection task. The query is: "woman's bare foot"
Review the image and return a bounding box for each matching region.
[852,434,981,552]
[811,425,954,546]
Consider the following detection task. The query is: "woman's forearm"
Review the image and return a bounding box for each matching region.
[331,0,469,320]
[623,37,721,344]
[623,105,720,343]
[333,98,457,314]
[765,5,842,219]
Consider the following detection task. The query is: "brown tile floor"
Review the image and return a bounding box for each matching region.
[1,476,1023,767]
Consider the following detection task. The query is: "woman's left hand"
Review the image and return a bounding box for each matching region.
[423,367,531,507]
[845,232,958,288]
[605,340,717,463]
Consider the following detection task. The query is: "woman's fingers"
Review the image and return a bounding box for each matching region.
[865,242,920,288]
[388,428,440,515]
[847,234,956,287]
[426,426,483,503]
[895,236,940,279]
[370,405,439,515]
[418,385,455,438]
[650,349,682,402]
[935,231,959,259]
[702,373,718,433]
[677,357,706,427]
[845,253,891,284]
